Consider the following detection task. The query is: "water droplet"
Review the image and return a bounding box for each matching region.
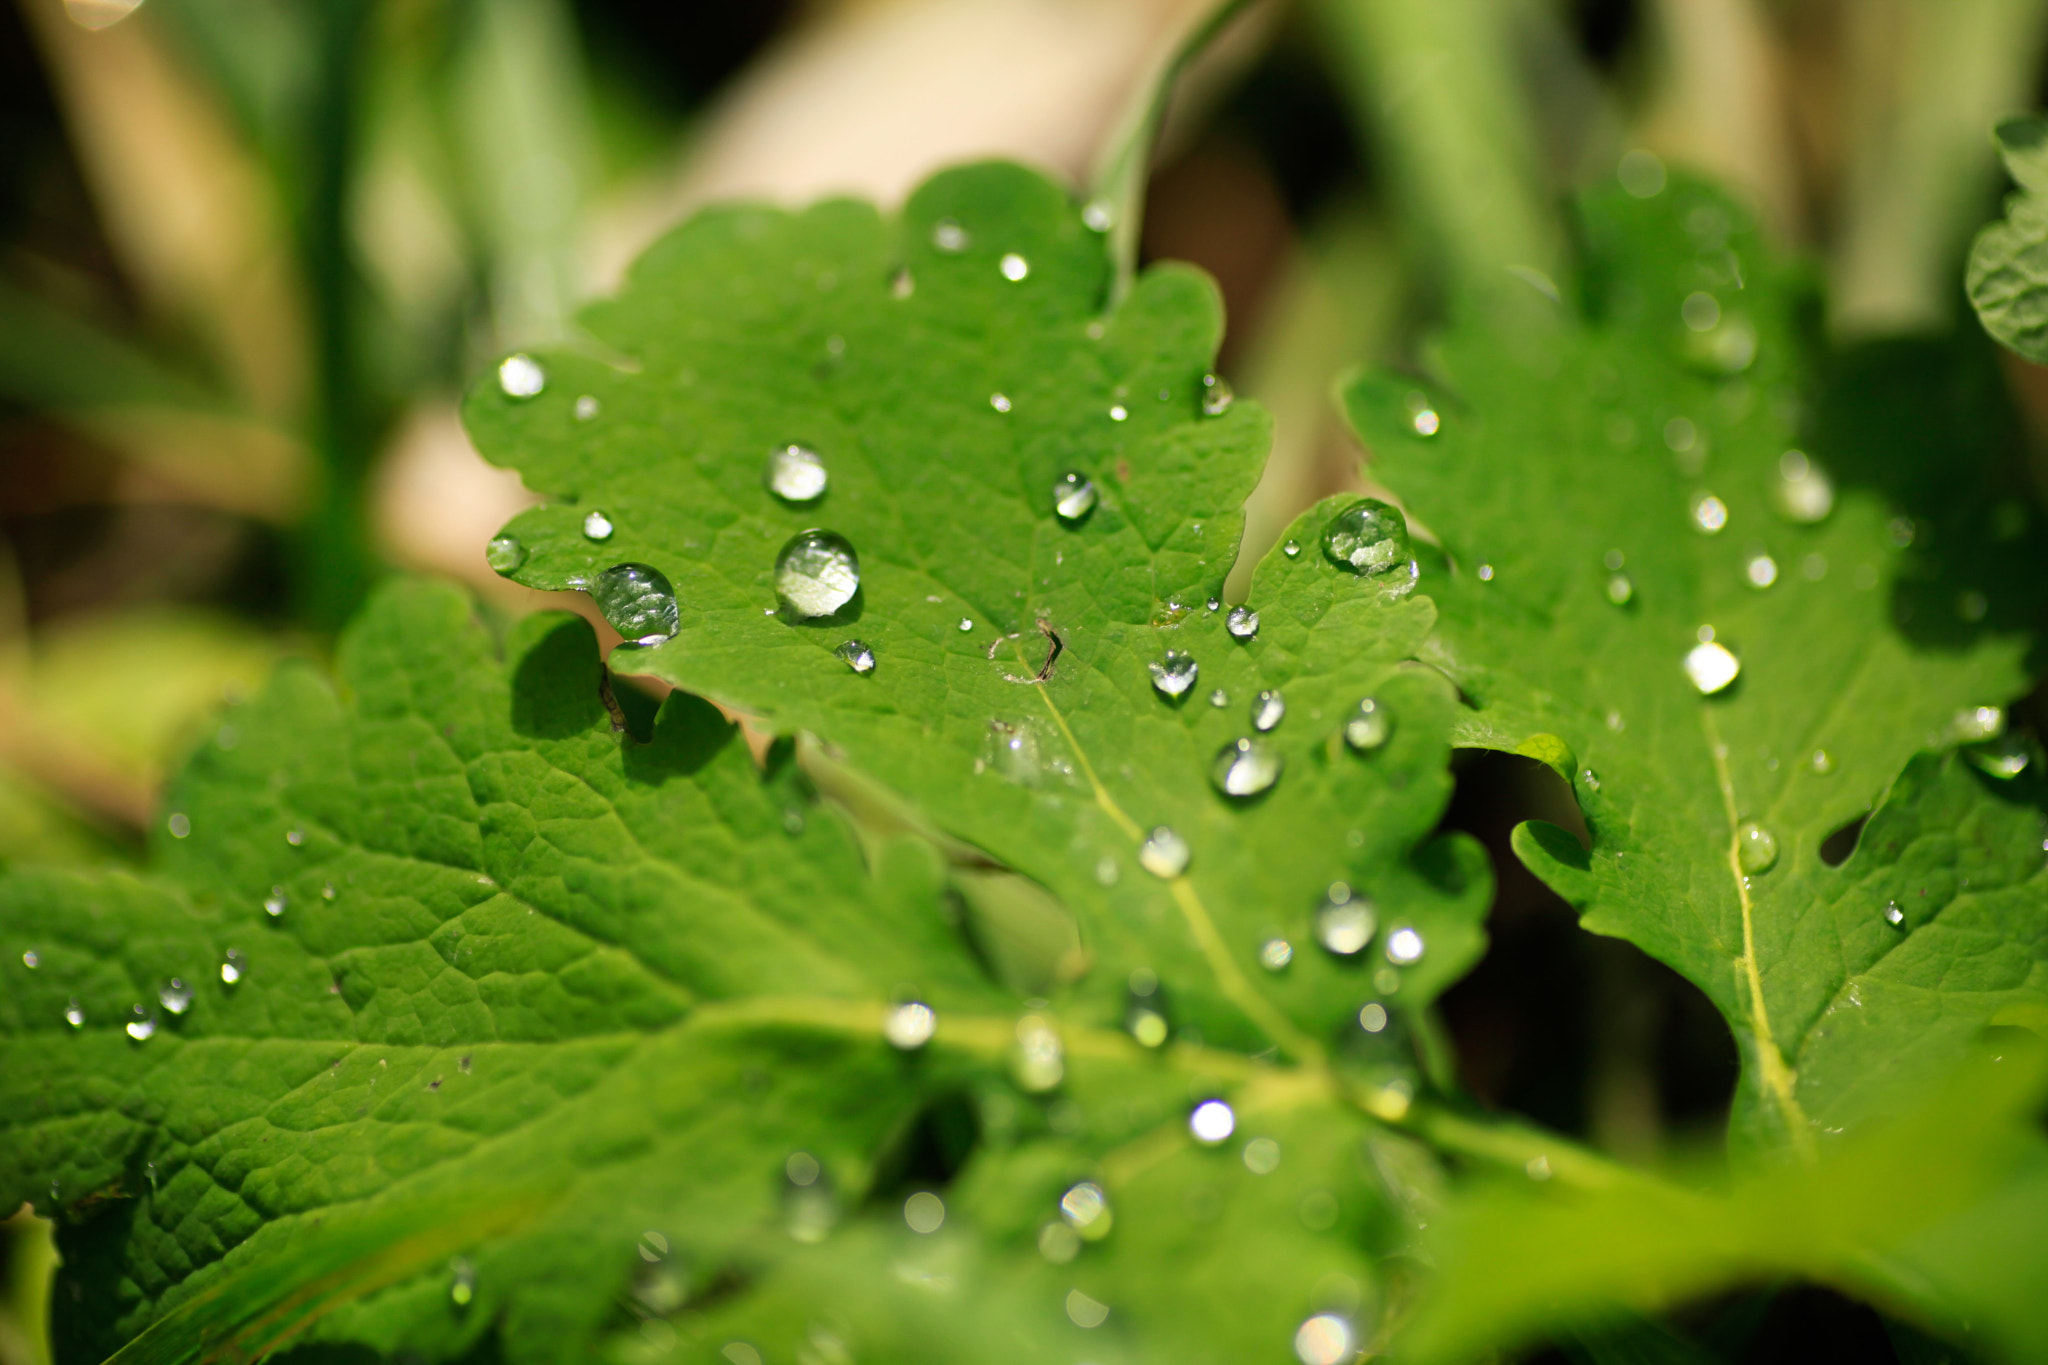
[884,1001,936,1050]
[485,534,526,576]
[1149,651,1199,700]
[1095,855,1119,886]
[1208,689,1229,708]
[1736,821,1779,873]
[450,1258,476,1307]
[1012,1015,1064,1091]
[1139,827,1190,879]
[168,813,191,839]
[1526,1155,1553,1180]
[993,251,1029,283]
[1060,1182,1112,1239]
[1201,373,1235,416]
[1682,291,1721,331]
[1127,1002,1168,1048]
[220,949,244,985]
[1315,884,1376,956]
[834,639,875,674]
[1038,1221,1081,1263]
[1108,404,1129,422]
[1251,690,1285,732]
[1243,1137,1281,1174]
[1580,768,1601,792]
[904,1191,946,1233]
[1226,606,1259,639]
[1293,1306,1352,1360]
[126,1006,155,1041]
[1066,1289,1110,1330]
[264,887,288,917]
[1385,925,1425,964]
[1745,552,1778,588]
[1950,706,2005,743]
[159,979,193,1015]
[573,395,600,421]
[1606,710,1626,732]
[774,531,860,618]
[63,0,145,31]
[1773,450,1834,523]
[582,510,614,541]
[1692,493,1729,534]
[1343,698,1392,751]
[1810,749,1835,775]
[1189,1098,1235,1144]
[1053,471,1097,522]
[765,445,828,503]
[1606,571,1635,605]
[989,392,1011,413]
[1618,148,1666,197]
[958,617,973,632]
[932,219,968,252]
[1684,640,1741,694]
[1322,499,1411,574]
[1082,199,1114,232]
[1358,1002,1389,1033]
[1259,938,1293,971]
[1283,540,1301,558]
[1885,901,1905,927]
[1211,738,1283,797]
[593,564,680,643]
[64,998,84,1028]
[1476,563,1495,581]
[1967,735,2033,779]
[322,883,337,900]
[497,354,544,399]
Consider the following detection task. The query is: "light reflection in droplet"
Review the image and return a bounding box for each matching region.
[1189,1099,1235,1144]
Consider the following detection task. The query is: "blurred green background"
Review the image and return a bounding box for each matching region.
[3,1,2047,1361]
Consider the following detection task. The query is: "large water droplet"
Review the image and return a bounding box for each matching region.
[1211,738,1283,797]
[1060,1182,1112,1240]
[1692,493,1729,534]
[1149,651,1198,699]
[1384,925,1426,964]
[1773,450,1834,523]
[1315,884,1376,956]
[1226,606,1259,639]
[1259,938,1293,971]
[834,639,875,674]
[766,445,828,503]
[1053,472,1097,522]
[220,949,245,985]
[1294,1314,1356,1365]
[1321,499,1411,575]
[486,535,526,575]
[1684,640,1741,694]
[904,1191,946,1233]
[1736,821,1779,873]
[159,979,193,1016]
[1012,1015,1064,1091]
[1201,373,1234,416]
[263,887,288,918]
[126,1006,155,1041]
[1252,690,1285,732]
[582,510,614,541]
[1139,827,1189,879]
[1343,698,1392,751]
[497,354,544,399]
[64,998,84,1028]
[1189,1098,1235,1144]
[774,531,861,618]
[884,1001,936,1050]
[593,564,680,643]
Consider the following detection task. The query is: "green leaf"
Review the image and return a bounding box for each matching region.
[0,578,1459,1365]
[463,161,1492,1063]
[1343,175,2048,1158]
[1968,114,2048,362]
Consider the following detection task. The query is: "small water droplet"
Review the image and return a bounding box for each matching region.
[1950,706,2005,743]
[1208,689,1229,708]
[497,354,544,398]
[159,979,193,1015]
[1060,1182,1112,1239]
[1966,735,2033,779]
[932,219,968,252]
[485,534,526,575]
[1405,391,1441,436]
[220,949,244,985]
[1358,1002,1389,1033]
[1736,821,1779,873]
[593,563,680,642]
[1343,698,1392,752]
[22,949,38,969]
[168,813,191,839]
[64,998,84,1028]
[1053,471,1097,522]
[1692,493,1729,534]
[1293,1313,1355,1365]
[774,531,860,618]
[1201,373,1235,416]
[1149,651,1198,700]
[1385,925,1425,964]
[1108,404,1129,422]
[1211,738,1283,797]
[998,252,1029,282]
[1745,552,1778,588]
[1139,827,1190,879]
[834,639,875,674]
[903,1190,946,1233]
[1885,901,1905,927]
[1476,563,1495,581]
[1039,1221,1081,1263]
[573,395,600,421]
[1810,749,1835,775]
[766,445,828,503]
[582,510,615,541]
[1606,571,1635,605]
[126,1006,155,1041]
[989,392,1011,413]
[1315,883,1376,956]
[1066,1289,1110,1330]
[264,887,287,917]
[1082,199,1114,232]
[1251,690,1285,732]
[284,827,305,848]
[1243,1137,1281,1174]
[1322,499,1412,575]
[884,1001,936,1050]
[1773,450,1834,523]
[1012,1015,1064,1091]
[1189,1098,1235,1144]
[450,1258,476,1307]
[1225,606,1259,639]
[1259,938,1293,971]
[1684,640,1741,694]
[957,617,973,632]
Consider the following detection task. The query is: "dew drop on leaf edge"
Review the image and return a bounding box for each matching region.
[592,563,680,643]
[1321,498,1412,575]
[486,534,526,575]
[497,354,544,399]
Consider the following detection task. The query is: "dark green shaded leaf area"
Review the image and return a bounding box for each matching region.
[1969,114,2048,363]
[1347,176,2048,1160]
[0,580,1450,1365]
